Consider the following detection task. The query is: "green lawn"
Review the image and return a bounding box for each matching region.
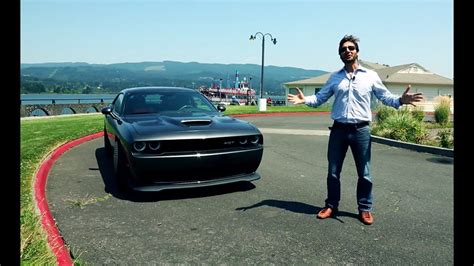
[21,114,104,265]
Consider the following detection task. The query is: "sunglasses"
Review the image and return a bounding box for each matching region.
[339,45,356,53]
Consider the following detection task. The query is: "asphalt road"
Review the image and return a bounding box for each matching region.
[46,114,453,264]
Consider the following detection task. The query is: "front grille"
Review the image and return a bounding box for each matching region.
[160,136,260,154]
[134,135,263,155]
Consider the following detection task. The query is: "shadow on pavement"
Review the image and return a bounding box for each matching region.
[331,211,361,223]
[236,199,319,214]
[95,148,256,202]
[426,157,454,164]
[235,199,360,223]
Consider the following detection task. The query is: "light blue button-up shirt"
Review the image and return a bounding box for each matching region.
[304,65,402,123]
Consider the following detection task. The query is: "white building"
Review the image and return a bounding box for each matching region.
[283,60,453,112]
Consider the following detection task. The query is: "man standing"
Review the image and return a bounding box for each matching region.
[287,35,423,225]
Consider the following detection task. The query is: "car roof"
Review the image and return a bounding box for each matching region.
[121,86,196,95]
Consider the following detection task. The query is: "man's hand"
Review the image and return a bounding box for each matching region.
[400,85,424,106]
[287,87,306,104]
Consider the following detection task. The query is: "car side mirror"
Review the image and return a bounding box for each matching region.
[217,103,226,112]
[101,106,112,115]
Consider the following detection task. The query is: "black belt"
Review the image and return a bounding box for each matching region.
[332,121,370,130]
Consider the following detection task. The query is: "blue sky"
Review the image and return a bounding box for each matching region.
[21,0,453,79]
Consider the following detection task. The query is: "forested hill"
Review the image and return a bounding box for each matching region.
[20,61,327,95]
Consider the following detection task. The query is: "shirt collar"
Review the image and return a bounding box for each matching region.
[337,63,369,75]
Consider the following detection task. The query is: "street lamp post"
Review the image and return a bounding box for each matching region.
[249,32,277,100]
[248,76,253,105]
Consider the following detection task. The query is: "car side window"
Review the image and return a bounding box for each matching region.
[112,94,125,115]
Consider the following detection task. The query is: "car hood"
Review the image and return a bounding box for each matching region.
[123,113,260,140]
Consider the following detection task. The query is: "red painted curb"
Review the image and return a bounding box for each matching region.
[34,131,103,266]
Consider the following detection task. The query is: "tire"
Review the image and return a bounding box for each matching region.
[113,142,130,192]
[104,128,113,158]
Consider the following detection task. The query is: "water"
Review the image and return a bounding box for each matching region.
[20,93,116,105]
[20,93,287,105]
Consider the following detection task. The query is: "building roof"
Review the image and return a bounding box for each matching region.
[374,63,453,85]
[359,60,389,70]
[285,72,333,85]
[284,61,453,86]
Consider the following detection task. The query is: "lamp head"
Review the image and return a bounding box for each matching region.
[272,38,277,45]
[249,35,255,40]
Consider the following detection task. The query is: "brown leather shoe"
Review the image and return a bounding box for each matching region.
[359,211,374,225]
[317,207,334,219]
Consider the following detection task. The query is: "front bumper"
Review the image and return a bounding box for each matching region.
[131,172,261,192]
[127,147,263,192]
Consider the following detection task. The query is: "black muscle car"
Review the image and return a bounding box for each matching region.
[101,87,263,192]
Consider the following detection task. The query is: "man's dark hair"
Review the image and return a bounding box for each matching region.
[338,34,360,53]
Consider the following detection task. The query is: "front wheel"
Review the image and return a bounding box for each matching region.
[113,142,130,192]
[104,128,113,158]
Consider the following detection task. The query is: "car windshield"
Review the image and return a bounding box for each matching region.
[124,91,218,115]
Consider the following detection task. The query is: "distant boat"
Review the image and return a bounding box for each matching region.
[200,71,257,105]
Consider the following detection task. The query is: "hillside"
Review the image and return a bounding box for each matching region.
[20,61,327,95]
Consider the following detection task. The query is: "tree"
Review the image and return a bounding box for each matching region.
[21,82,46,93]
[82,85,93,94]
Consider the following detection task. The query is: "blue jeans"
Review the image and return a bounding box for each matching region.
[325,124,373,211]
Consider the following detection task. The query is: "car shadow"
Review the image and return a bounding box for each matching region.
[426,157,453,165]
[235,199,360,223]
[95,147,256,202]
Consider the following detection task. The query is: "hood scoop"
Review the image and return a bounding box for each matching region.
[180,119,213,126]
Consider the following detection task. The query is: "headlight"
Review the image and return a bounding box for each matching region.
[239,138,248,145]
[148,141,161,151]
[250,135,260,144]
[133,141,146,152]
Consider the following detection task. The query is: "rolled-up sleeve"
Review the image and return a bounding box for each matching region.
[372,72,402,109]
[305,73,335,108]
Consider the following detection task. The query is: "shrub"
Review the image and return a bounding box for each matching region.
[433,96,451,125]
[434,106,450,126]
[411,106,425,122]
[372,111,428,144]
[434,95,452,106]
[437,129,454,148]
[375,104,396,123]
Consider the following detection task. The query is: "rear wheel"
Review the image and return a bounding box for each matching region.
[113,142,130,192]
